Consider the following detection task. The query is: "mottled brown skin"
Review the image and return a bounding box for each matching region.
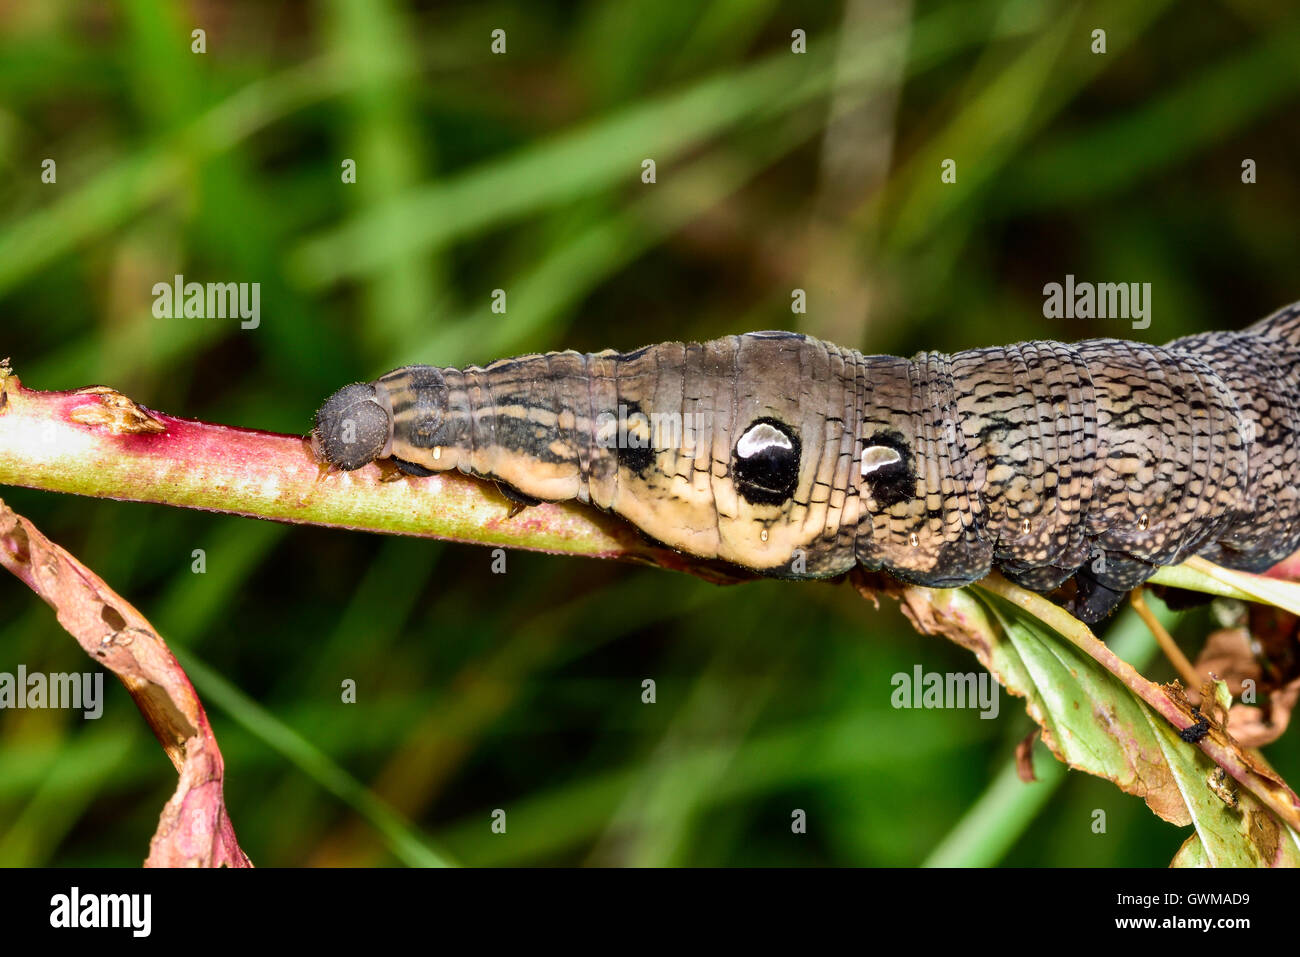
[311,301,1300,623]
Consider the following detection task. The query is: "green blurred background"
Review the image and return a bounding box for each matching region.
[2,0,1299,866]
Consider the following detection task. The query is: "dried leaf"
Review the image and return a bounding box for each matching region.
[1014,729,1040,783]
[0,499,250,867]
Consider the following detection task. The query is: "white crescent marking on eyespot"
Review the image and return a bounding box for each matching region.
[861,445,902,476]
[737,423,792,458]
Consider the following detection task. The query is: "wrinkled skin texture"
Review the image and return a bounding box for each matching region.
[312,302,1300,623]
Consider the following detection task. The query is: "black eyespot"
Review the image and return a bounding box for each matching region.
[733,418,800,505]
[619,443,656,474]
[860,430,915,507]
[616,401,656,474]
[312,382,391,471]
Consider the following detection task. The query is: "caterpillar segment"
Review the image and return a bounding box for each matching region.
[312,301,1300,623]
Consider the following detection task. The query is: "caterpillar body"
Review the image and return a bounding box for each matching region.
[311,301,1300,622]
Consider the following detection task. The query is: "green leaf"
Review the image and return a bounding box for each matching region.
[1149,556,1300,617]
[973,589,1195,824]
[893,581,1300,866]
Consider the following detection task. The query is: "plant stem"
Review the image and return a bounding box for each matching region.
[0,366,738,581]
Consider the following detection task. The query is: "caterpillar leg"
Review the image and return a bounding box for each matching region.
[1068,571,1128,623]
[392,457,436,477]
[1067,552,1158,623]
[495,481,542,518]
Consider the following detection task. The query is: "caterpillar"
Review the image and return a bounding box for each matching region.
[311,301,1300,623]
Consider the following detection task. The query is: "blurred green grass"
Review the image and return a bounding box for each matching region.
[1,0,1299,866]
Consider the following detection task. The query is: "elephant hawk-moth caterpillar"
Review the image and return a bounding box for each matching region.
[311,300,1300,623]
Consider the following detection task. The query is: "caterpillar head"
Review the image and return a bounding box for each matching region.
[311,382,393,470]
